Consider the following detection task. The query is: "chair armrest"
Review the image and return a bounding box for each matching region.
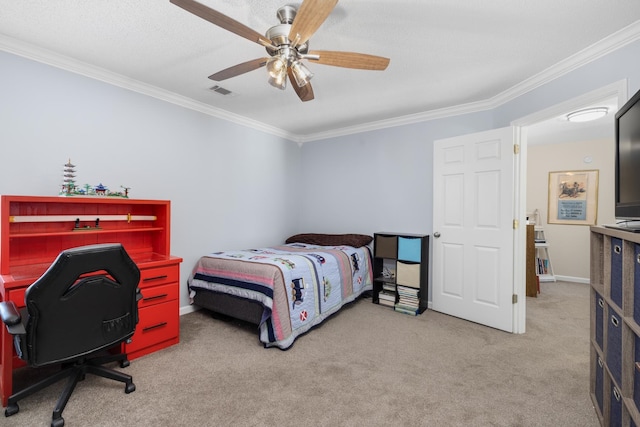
[0,301,27,335]
[0,301,20,326]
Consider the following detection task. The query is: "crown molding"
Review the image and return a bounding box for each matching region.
[298,20,640,143]
[0,35,299,143]
[2,20,640,145]
[295,99,495,143]
[490,20,640,107]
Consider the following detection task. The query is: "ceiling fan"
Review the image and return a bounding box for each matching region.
[170,0,390,102]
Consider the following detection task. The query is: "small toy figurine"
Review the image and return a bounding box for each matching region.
[58,159,130,198]
[94,183,108,196]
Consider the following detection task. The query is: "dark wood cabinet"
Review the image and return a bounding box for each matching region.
[590,226,640,426]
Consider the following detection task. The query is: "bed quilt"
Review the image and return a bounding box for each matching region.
[188,243,373,349]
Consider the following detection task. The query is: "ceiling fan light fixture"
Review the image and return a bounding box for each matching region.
[266,56,287,78]
[291,60,314,87]
[566,107,609,123]
[268,72,287,90]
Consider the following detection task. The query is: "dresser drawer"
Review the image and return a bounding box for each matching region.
[607,309,623,387]
[611,237,623,308]
[375,235,397,259]
[398,236,422,262]
[127,299,179,355]
[139,265,179,289]
[138,282,178,309]
[396,261,421,288]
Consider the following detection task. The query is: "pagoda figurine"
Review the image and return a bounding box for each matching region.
[60,159,77,195]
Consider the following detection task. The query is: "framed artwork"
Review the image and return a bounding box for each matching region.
[548,170,599,225]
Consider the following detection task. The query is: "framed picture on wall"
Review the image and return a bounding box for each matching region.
[547,170,599,225]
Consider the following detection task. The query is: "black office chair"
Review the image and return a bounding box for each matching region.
[0,243,142,427]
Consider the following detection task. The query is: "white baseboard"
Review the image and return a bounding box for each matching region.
[554,275,590,284]
[180,304,200,316]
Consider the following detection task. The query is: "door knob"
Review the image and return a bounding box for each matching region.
[434,232,441,238]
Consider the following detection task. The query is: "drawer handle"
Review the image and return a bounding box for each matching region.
[611,315,619,327]
[636,362,640,373]
[143,293,169,302]
[637,253,640,264]
[614,245,621,254]
[142,322,167,332]
[598,298,604,308]
[613,387,621,401]
[598,357,604,368]
[143,275,168,283]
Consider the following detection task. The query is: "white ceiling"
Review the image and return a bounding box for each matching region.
[1,1,640,142]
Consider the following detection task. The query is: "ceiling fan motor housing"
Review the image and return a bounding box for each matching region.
[276,5,297,24]
[266,5,309,55]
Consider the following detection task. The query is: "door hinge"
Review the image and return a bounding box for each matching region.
[514,144,520,154]
[512,294,518,304]
[513,219,519,229]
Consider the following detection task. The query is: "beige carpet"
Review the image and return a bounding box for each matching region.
[6,281,597,426]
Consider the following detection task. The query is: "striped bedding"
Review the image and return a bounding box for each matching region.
[188,243,373,349]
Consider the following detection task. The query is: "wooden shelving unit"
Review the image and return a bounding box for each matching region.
[590,226,640,426]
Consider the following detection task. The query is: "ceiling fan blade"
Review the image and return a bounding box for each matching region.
[307,50,390,70]
[288,69,314,102]
[289,0,338,47]
[170,0,274,49]
[208,58,269,81]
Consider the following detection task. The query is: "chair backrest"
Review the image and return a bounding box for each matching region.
[23,243,141,367]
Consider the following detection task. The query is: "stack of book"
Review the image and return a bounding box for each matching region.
[378,284,396,308]
[395,285,419,315]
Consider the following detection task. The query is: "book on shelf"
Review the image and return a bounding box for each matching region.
[394,305,418,316]
[378,291,395,300]
[397,285,419,294]
[379,298,395,307]
[382,283,396,292]
[536,258,549,274]
[378,290,396,307]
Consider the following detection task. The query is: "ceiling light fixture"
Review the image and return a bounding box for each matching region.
[267,56,287,90]
[566,107,609,123]
[290,60,314,87]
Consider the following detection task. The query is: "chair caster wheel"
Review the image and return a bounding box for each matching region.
[120,359,130,368]
[51,416,65,427]
[4,402,19,417]
[125,382,136,394]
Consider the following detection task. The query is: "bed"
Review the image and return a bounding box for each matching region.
[187,233,374,349]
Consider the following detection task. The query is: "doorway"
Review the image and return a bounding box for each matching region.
[513,80,627,293]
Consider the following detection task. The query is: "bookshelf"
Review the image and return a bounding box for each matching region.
[534,226,555,282]
[372,232,429,315]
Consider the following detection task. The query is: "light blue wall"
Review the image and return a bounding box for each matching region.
[0,51,301,308]
[2,38,640,311]
[299,40,640,240]
[298,110,495,236]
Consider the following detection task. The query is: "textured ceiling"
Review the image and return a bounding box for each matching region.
[1,1,640,142]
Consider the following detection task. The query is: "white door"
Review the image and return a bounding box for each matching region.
[432,127,516,332]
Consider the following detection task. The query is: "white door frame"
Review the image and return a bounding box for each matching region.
[510,79,628,333]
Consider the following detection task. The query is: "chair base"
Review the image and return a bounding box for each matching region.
[4,352,135,427]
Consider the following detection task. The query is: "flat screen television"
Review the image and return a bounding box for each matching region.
[610,87,640,232]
